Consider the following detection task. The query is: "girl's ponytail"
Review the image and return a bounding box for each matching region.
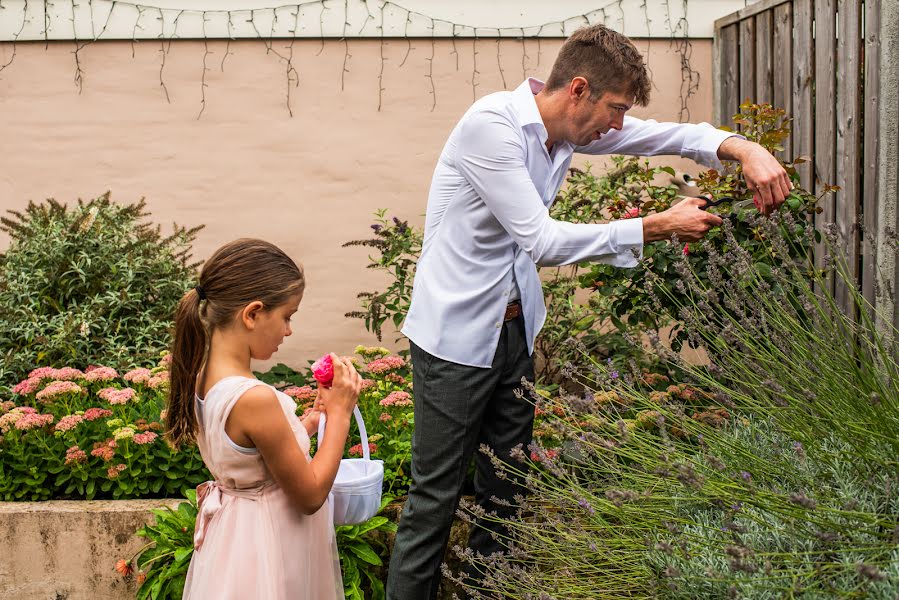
[163,238,305,448]
[166,287,208,447]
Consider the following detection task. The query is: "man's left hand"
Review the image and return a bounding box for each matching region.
[718,137,792,215]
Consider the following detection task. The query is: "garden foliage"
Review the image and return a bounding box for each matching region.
[0,193,201,383]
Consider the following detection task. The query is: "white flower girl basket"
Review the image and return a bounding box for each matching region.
[317,406,384,525]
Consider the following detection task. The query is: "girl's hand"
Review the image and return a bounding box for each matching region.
[300,392,323,435]
[317,353,361,420]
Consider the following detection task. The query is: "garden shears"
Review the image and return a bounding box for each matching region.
[697,195,756,219]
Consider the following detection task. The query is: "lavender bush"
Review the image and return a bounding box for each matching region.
[450,214,899,598]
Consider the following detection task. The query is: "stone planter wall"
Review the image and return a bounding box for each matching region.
[0,500,180,600]
[0,499,470,600]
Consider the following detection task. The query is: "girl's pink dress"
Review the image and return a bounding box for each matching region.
[182,375,344,600]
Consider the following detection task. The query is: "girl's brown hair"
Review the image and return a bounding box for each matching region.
[166,238,305,447]
[544,23,651,106]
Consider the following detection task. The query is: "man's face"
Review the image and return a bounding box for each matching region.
[568,89,633,146]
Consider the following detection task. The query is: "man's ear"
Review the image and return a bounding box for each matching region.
[240,301,265,330]
[570,77,590,101]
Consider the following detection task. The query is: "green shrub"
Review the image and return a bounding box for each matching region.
[0,193,201,383]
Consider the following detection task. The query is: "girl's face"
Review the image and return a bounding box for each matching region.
[248,292,303,361]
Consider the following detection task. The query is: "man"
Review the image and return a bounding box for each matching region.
[388,24,790,599]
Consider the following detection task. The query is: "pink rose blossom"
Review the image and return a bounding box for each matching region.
[65,445,87,465]
[348,442,378,457]
[366,356,406,374]
[379,391,412,407]
[283,386,317,402]
[123,368,152,384]
[621,206,640,219]
[36,381,84,402]
[12,377,41,396]
[54,414,84,433]
[98,387,136,405]
[84,367,119,382]
[312,355,334,388]
[133,431,158,445]
[14,412,54,431]
[84,407,113,421]
[682,243,690,256]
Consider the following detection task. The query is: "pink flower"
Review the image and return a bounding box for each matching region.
[379,412,393,422]
[147,372,169,390]
[107,463,127,479]
[366,356,405,374]
[621,206,640,219]
[283,386,317,402]
[115,558,133,577]
[36,381,84,402]
[123,368,152,384]
[28,367,58,380]
[0,400,15,414]
[312,355,334,388]
[65,445,87,465]
[54,414,84,433]
[14,412,54,431]
[53,368,85,381]
[12,377,41,396]
[84,366,119,382]
[98,387,136,405]
[160,354,173,367]
[133,431,158,445]
[84,407,113,421]
[360,379,376,391]
[0,410,25,433]
[348,442,378,457]
[682,243,690,255]
[379,391,412,407]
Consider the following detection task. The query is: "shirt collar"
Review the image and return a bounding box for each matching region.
[513,78,546,127]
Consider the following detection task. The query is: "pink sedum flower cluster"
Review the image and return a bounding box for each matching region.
[12,378,42,396]
[0,407,36,433]
[123,368,153,384]
[54,414,84,433]
[84,366,119,382]
[379,391,412,407]
[36,381,84,402]
[84,407,113,421]
[107,464,127,479]
[14,412,55,431]
[283,386,317,403]
[133,431,158,445]
[98,387,136,405]
[147,372,169,390]
[348,442,378,457]
[366,356,406,374]
[65,445,88,465]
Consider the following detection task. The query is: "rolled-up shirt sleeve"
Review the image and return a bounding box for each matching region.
[455,109,643,268]
[576,116,742,170]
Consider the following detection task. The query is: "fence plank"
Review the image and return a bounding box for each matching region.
[835,0,862,315]
[792,0,814,190]
[814,0,837,294]
[720,24,740,125]
[862,0,881,313]
[739,17,756,106]
[755,11,774,104]
[773,3,793,160]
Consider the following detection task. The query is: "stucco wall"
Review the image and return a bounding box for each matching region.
[0,37,717,371]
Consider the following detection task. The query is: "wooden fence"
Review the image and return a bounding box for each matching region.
[712,0,899,329]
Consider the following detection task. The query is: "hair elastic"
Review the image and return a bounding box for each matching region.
[194,285,207,301]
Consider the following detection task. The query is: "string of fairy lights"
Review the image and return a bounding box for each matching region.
[0,0,701,120]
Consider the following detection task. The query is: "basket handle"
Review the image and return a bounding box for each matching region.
[317,406,370,461]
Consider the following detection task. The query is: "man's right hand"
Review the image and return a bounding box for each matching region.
[641,197,723,243]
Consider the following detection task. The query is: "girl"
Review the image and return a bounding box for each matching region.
[166,238,361,600]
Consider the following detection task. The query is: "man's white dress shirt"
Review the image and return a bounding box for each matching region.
[401,78,736,368]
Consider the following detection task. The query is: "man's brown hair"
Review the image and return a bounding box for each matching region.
[544,24,651,106]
